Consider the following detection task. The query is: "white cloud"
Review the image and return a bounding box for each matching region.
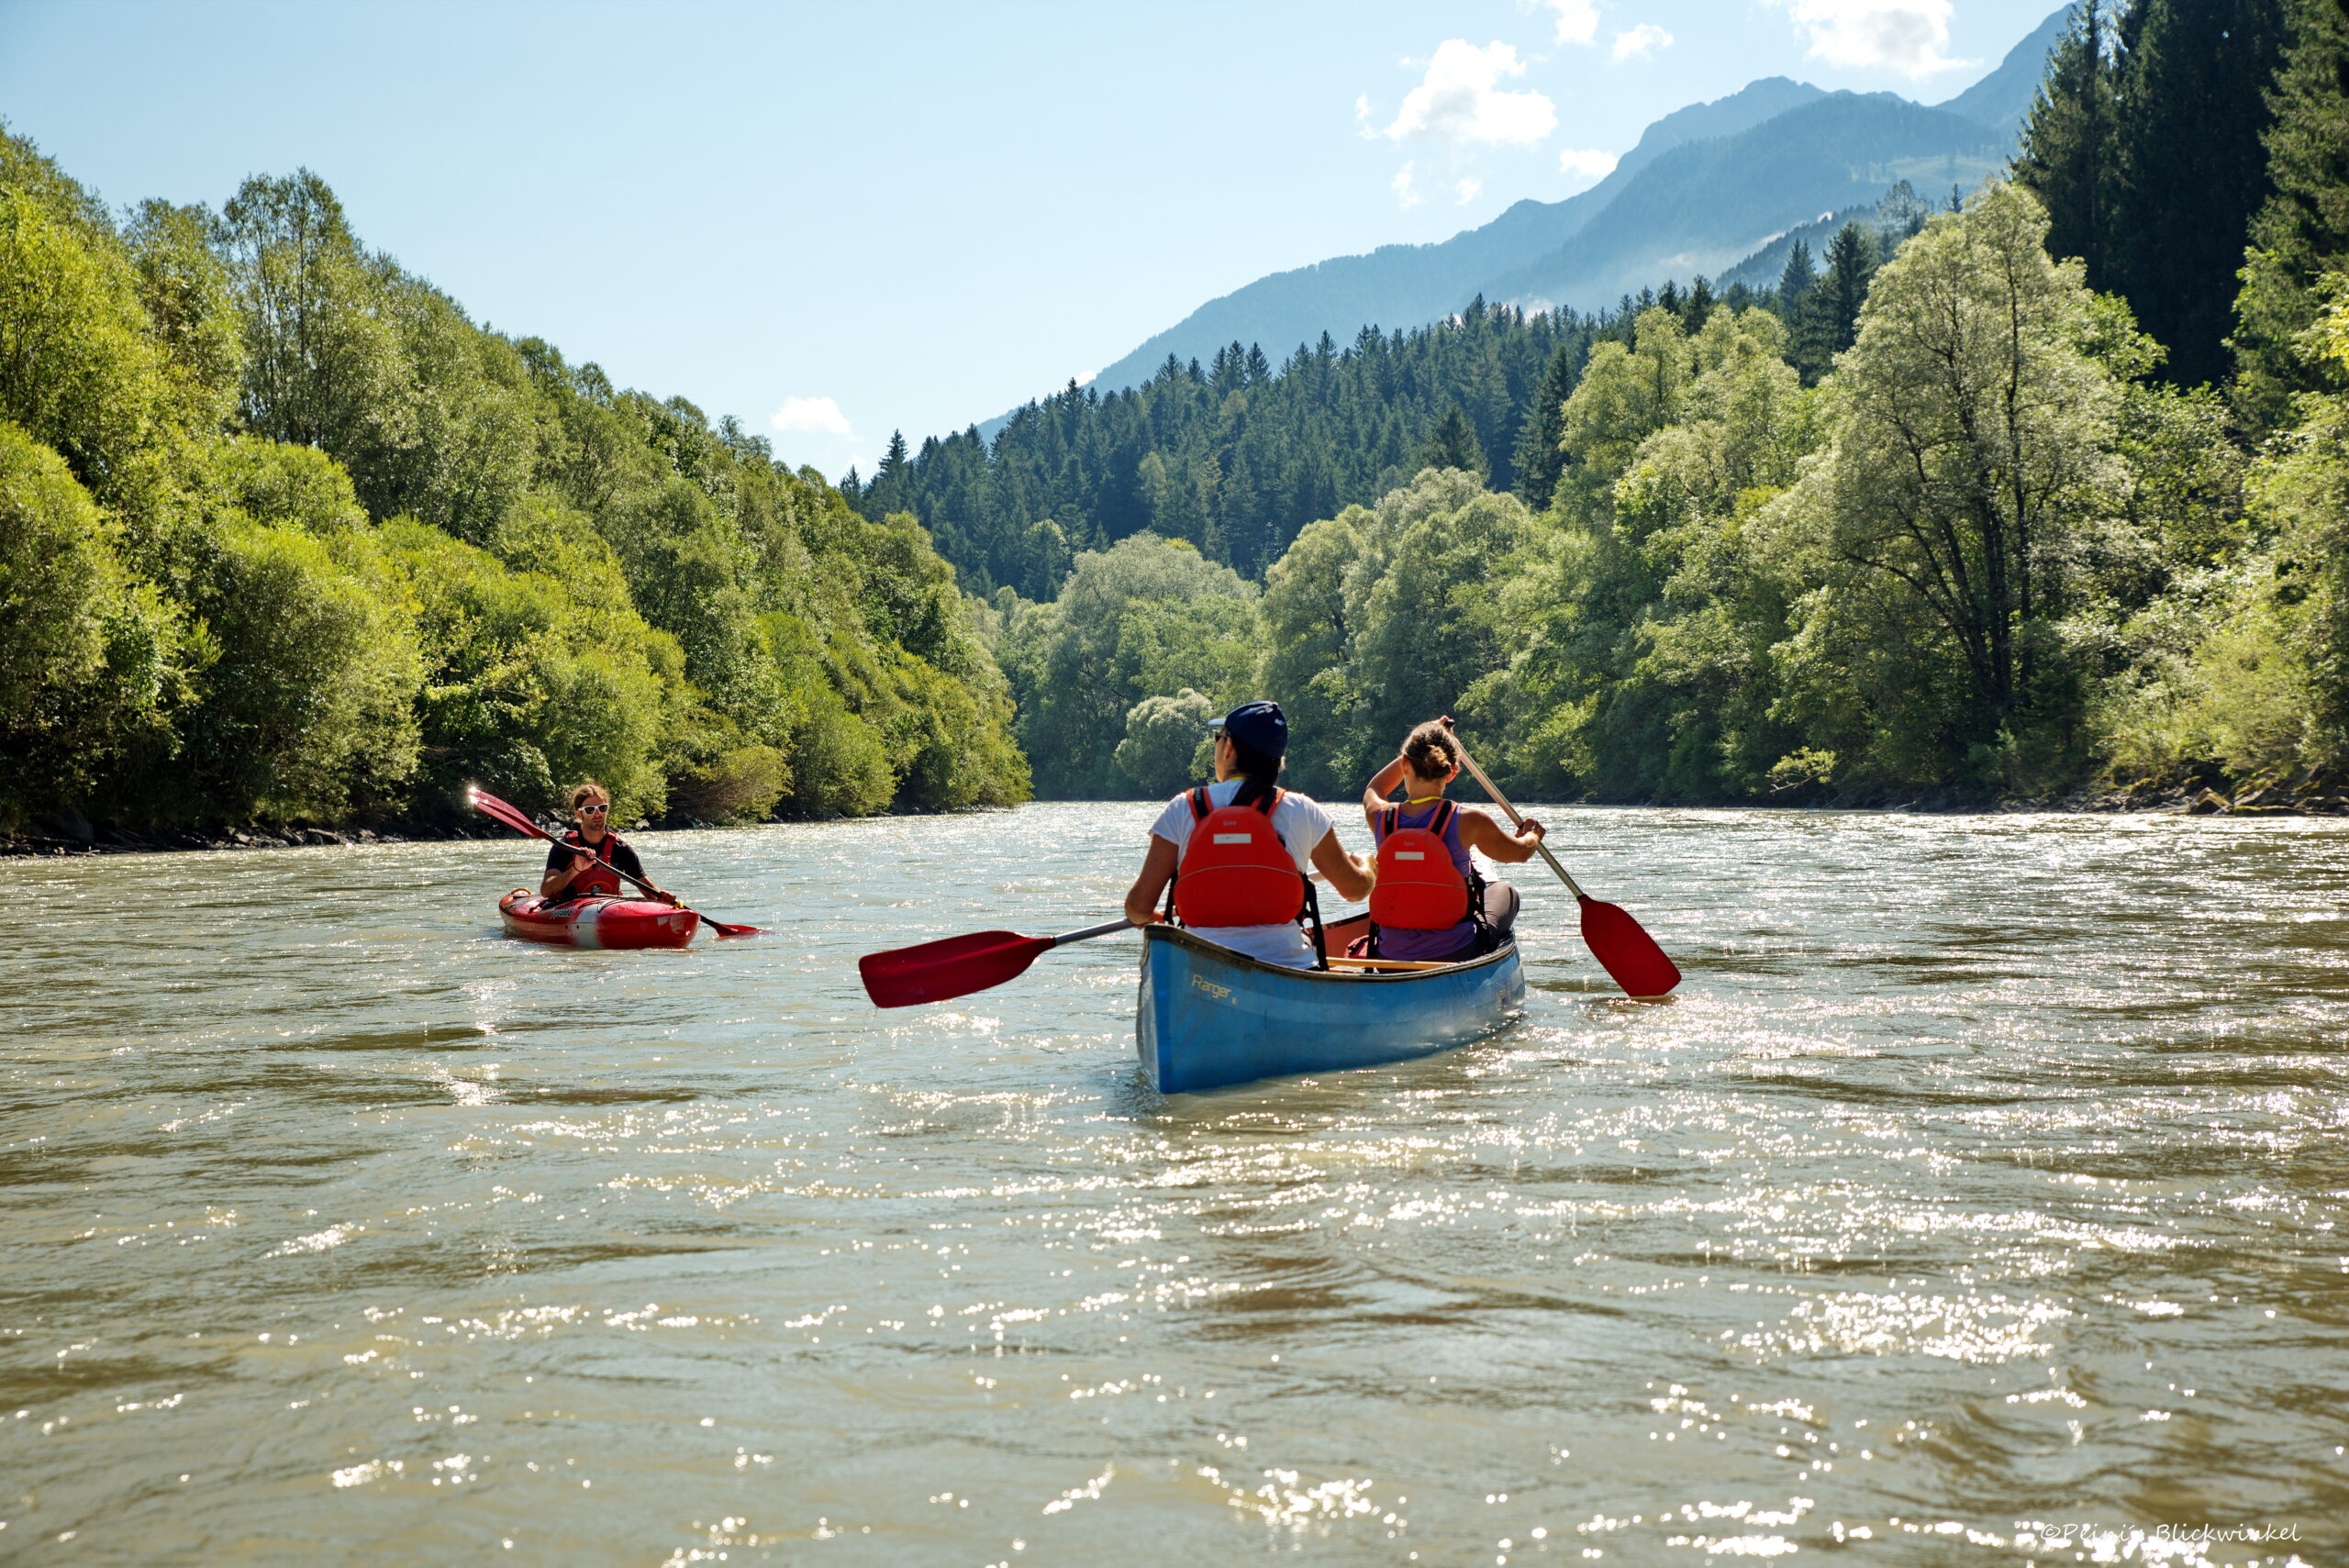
[1557,147,1620,185]
[1378,40,1557,148]
[1392,161,1423,208]
[771,395,852,437]
[1456,178,1483,205]
[1074,369,1098,386]
[1611,23,1672,61]
[1774,0,1971,77]
[1546,0,1600,46]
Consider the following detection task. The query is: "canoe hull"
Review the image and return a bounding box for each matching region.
[1136,924,1522,1094]
[498,892,699,951]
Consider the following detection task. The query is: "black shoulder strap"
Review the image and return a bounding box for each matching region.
[1430,800,1456,838]
[1255,787,1283,817]
[1187,786,1211,821]
[1381,805,1397,840]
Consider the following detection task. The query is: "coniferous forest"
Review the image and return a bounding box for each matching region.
[858,0,2349,811]
[6,0,2347,834]
[0,138,1028,838]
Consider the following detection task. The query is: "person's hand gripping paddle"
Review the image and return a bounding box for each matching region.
[1441,719,1681,999]
[859,919,1133,1008]
[465,786,765,939]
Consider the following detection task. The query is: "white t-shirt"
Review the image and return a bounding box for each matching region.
[1149,782,1337,967]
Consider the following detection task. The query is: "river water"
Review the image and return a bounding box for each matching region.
[4,804,2346,1566]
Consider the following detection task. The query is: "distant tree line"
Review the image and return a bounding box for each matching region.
[1,133,1028,836]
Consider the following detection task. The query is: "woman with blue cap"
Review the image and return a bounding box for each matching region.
[1122,700,1374,968]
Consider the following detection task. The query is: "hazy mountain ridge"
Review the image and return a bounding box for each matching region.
[1073,76,1831,407]
[1027,7,2066,425]
[1483,93,2009,312]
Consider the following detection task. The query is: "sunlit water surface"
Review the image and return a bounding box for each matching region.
[4,805,2347,1566]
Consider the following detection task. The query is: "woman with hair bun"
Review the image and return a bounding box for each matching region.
[1355,720,1544,962]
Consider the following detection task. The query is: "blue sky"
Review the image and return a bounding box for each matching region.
[1,0,2058,479]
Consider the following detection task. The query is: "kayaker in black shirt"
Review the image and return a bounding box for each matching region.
[540,782,674,904]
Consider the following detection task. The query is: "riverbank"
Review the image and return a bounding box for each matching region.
[9,770,2343,861]
[0,813,672,860]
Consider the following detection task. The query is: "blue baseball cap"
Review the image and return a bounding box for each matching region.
[1213,700,1288,758]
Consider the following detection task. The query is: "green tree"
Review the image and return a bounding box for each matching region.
[2108,0,2292,387]
[0,188,177,497]
[1113,687,1218,795]
[218,170,406,457]
[1780,183,2121,785]
[2015,0,2121,287]
[1418,404,1489,484]
[1003,533,1256,796]
[1795,224,1878,383]
[1510,339,1581,510]
[2235,0,2349,428]
[0,421,184,824]
[1776,239,1817,316]
[1553,306,1695,516]
[1256,512,1365,796]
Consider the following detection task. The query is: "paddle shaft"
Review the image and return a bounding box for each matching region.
[537,825,673,905]
[1442,734,1586,899]
[1054,918,1135,946]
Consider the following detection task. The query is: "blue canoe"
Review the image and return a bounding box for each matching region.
[1136,915,1525,1094]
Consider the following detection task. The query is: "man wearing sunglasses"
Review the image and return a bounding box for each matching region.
[540,781,675,905]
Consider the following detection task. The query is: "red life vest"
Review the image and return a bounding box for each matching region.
[1370,801,1471,930]
[559,830,626,899]
[1171,787,1306,929]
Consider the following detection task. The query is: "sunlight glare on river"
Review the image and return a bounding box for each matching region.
[4,804,2346,1564]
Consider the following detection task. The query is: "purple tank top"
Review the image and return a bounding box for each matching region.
[1371,800,1477,960]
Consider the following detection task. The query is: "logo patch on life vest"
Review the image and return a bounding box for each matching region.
[1395,851,1425,860]
[1211,832,1252,844]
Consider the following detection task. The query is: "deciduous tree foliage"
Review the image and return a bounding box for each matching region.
[0,130,1024,831]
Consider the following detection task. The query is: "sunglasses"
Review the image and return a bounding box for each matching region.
[1208,723,1228,740]
[577,803,609,816]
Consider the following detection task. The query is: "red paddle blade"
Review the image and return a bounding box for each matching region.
[466,785,548,840]
[860,929,1052,1008]
[704,917,765,939]
[1578,895,1681,998]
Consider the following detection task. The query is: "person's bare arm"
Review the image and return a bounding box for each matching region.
[1361,755,1409,825]
[1310,828,1375,903]
[540,852,591,897]
[1459,806,1546,863]
[1123,836,1180,926]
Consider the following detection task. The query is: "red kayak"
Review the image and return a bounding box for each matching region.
[498,890,700,950]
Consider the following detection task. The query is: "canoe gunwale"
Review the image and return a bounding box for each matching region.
[1142,921,1515,984]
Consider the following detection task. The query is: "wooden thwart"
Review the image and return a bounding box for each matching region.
[1324,954,1456,972]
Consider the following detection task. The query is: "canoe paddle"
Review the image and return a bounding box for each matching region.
[860,918,1133,1008]
[464,785,765,939]
[1440,720,1681,1000]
